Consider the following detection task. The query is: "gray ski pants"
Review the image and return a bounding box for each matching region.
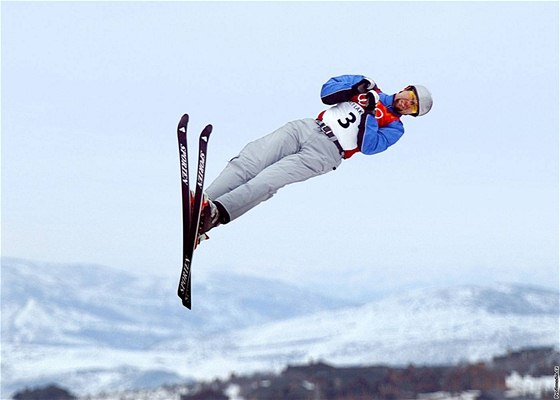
[205,118,344,222]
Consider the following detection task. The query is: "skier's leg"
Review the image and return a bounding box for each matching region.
[205,120,303,201]
[213,119,343,221]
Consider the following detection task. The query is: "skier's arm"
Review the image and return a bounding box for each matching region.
[321,75,376,105]
[358,115,405,155]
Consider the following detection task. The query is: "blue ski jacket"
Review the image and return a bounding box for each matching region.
[320,74,405,157]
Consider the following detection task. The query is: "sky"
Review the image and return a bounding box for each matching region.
[2,1,558,301]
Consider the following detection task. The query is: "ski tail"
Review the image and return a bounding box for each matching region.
[177,117,212,309]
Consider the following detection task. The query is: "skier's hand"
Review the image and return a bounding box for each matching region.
[366,90,380,108]
[353,77,377,93]
[363,77,377,90]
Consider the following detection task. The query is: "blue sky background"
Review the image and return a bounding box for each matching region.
[2,2,558,301]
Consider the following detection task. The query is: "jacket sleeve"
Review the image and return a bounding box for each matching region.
[359,115,405,155]
[320,75,367,105]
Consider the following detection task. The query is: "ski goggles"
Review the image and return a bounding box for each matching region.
[404,86,419,116]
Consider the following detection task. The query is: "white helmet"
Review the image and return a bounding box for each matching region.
[407,85,433,117]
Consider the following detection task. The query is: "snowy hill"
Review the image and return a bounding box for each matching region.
[1,258,350,397]
[1,258,347,346]
[1,258,558,398]
[203,284,559,369]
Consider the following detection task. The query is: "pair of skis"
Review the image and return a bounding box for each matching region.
[176,114,212,309]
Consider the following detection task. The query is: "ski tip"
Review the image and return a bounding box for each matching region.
[177,115,189,134]
[182,298,192,309]
[204,124,213,132]
[178,114,189,125]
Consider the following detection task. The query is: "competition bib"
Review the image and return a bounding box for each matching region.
[320,102,365,150]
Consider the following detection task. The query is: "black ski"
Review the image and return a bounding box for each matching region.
[177,114,192,307]
[177,113,212,309]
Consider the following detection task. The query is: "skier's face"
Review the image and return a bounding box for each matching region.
[393,90,418,115]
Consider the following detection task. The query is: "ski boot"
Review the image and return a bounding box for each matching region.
[191,192,220,247]
[199,194,221,235]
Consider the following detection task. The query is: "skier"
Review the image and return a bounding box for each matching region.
[198,74,433,235]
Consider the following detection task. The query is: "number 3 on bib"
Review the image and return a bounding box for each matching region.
[337,112,357,129]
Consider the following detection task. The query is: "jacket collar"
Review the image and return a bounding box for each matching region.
[379,93,402,117]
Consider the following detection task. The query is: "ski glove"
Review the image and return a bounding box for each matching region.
[353,77,377,94]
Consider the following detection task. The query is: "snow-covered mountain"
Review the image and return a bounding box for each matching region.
[203,284,559,369]
[2,258,558,398]
[1,258,351,397]
[1,258,348,346]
